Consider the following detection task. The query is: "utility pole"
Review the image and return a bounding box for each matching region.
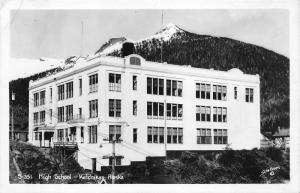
[160,10,164,63]
[103,135,123,184]
[80,21,84,56]
[164,99,167,159]
[112,136,116,184]
[11,92,15,140]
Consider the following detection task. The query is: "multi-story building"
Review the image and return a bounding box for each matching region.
[28,44,260,171]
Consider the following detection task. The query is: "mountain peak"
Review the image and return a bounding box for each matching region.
[154,22,183,38]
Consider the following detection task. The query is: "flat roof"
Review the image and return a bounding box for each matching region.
[29,54,260,90]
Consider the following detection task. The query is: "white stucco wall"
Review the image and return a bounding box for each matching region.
[28,54,260,170]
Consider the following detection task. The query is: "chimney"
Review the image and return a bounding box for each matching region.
[121,41,135,57]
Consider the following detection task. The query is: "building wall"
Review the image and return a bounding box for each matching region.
[28,54,260,170]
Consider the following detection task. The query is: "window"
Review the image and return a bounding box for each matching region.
[213,85,227,101]
[133,75,137,90]
[206,107,211,121]
[159,103,164,118]
[58,84,65,101]
[222,108,227,122]
[196,106,211,122]
[65,128,68,140]
[133,100,137,116]
[88,125,97,143]
[166,103,183,120]
[109,157,122,166]
[109,125,121,142]
[206,84,211,99]
[159,127,164,143]
[213,85,217,100]
[178,128,183,144]
[245,88,254,103]
[79,108,82,118]
[147,127,164,143]
[109,99,121,117]
[34,132,41,140]
[167,79,183,97]
[40,90,45,105]
[167,80,171,96]
[234,86,237,99]
[166,103,171,119]
[214,129,228,144]
[147,78,152,94]
[153,127,158,143]
[159,79,164,95]
[217,86,222,100]
[33,112,39,125]
[57,129,64,142]
[66,82,73,99]
[196,83,211,99]
[133,128,137,143]
[89,74,98,93]
[167,127,183,144]
[57,107,64,122]
[213,107,227,123]
[34,93,39,107]
[147,102,164,119]
[218,107,222,122]
[130,57,141,65]
[109,73,121,92]
[50,88,52,103]
[50,109,52,123]
[197,129,212,144]
[81,127,84,143]
[147,77,164,95]
[66,105,73,121]
[79,78,82,96]
[89,100,98,118]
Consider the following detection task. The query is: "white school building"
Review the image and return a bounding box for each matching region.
[28,46,260,171]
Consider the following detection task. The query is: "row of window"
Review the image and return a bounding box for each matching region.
[34,74,254,107]
[196,106,227,122]
[196,84,227,101]
[197,129,228,144]
[33,111,45,125]
[147,78,183,97]
[35,102,227,124]
[61,126,227,146]
[57,105,75,122]
[146,102,183,120]
[33,90,45,107]
[57,81,74,101]
[147,127,184,144]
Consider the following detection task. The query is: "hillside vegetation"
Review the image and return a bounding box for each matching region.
[110,30,289,133]
[9,26,289,134]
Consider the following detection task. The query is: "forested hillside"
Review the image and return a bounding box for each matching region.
[9,24,289,134]
[109,29,289,133]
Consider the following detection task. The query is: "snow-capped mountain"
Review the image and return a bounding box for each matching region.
[10,22,289,135]
[9,23,184,81]
[95,23,184,56]
[9,57,64,81]
[138,23,184,42]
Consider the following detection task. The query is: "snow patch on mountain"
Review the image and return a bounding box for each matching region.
[96,23,184,55]
[98,41,123,55]
[137,23,184,42]
[9,57,64,80]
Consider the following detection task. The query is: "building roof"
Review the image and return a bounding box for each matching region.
[29,54,260,90]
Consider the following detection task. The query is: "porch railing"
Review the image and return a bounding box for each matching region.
[66,114,85,123]
[53,141,78,147]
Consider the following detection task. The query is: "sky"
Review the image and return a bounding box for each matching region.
[10,9,289,59]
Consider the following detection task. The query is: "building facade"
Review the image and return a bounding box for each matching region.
[28,52,260,171]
